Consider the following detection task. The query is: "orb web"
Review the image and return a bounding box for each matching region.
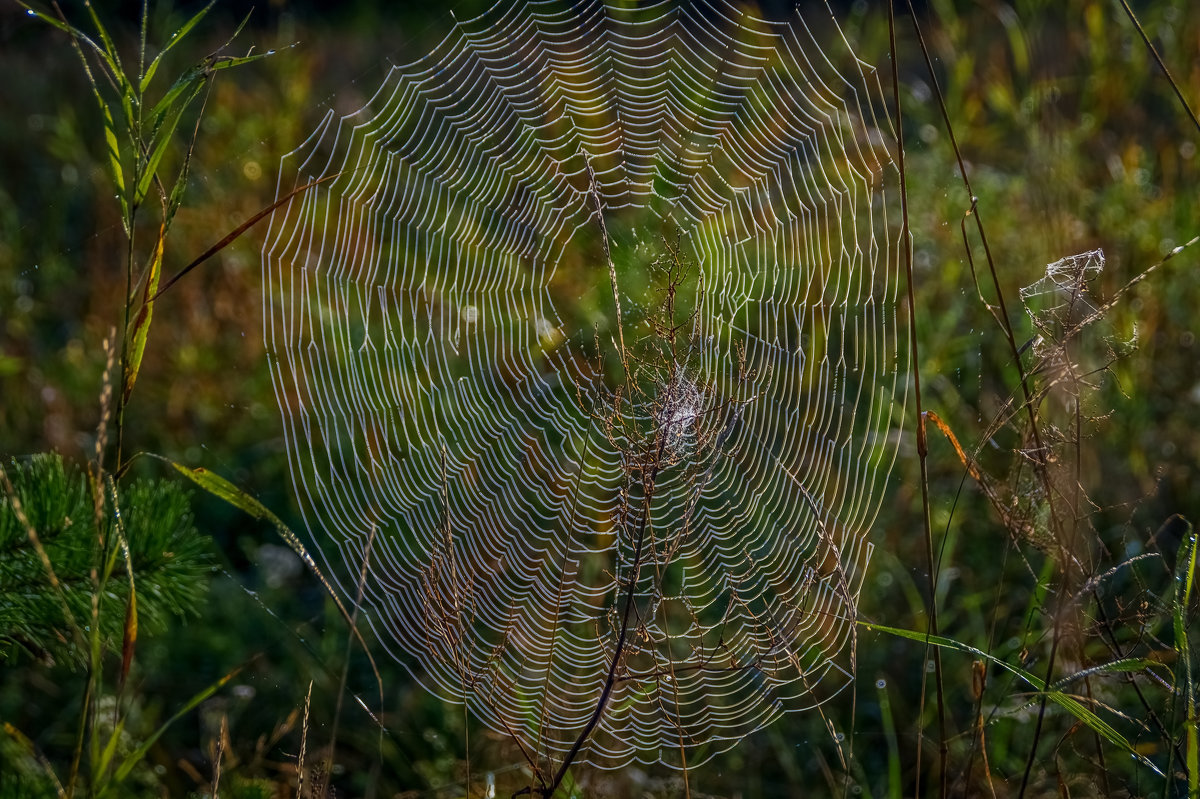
[262,0,906,771]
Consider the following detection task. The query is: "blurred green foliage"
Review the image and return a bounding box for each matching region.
[1,0,1198,796]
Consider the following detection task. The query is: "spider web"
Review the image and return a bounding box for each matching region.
[1020,249,1105,343]
[263,0,906,772]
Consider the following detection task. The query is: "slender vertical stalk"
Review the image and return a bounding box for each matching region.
[115,220,136,472]
[1115,0,1200,137]
[325,526,377,798]
[888,5,947,796]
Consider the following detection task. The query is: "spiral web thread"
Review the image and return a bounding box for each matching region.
[263,0,906,772]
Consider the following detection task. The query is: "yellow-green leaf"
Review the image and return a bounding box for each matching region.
[94,716,127,782]
[119,585,138,689]
[122,224,164,405]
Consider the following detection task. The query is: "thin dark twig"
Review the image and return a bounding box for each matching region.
[904,5,1052,476]
[903,7,1075,794]
[1115,0,1200,137]
[543,440,666,798]
[151,173,341,301]
[890,5,948,796]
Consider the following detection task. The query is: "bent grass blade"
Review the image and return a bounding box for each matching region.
[858,620,1164,777]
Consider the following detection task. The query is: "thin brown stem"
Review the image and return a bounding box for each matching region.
[1115,0,1200,137]
[150,174,342,302]
[890,5,947,796]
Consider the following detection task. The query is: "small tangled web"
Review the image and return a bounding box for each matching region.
[1020,249,1111,362]
[1020,250,1105,333]
[263,0,907,772]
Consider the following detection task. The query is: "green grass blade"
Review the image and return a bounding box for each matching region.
[20,3,131,223]
[139,1,217,93]
[165,132,198,224]
[1173,522,1197,797]
[149,455,387,730]
[859,621,1164,776]
[76,1,138,128]
[82,0,127,87]
[147,63,210,131]
[163,459,361,623]
[147,46,275,137]
[136,80,206,205]
[94,716,127,783]
[95,94,129,225]
[106,662,246,787]
[207,49,280,75]
[19,3,128,110]
[1048,657,1158,692]
[877,678,902,799]
[15,2,79,36]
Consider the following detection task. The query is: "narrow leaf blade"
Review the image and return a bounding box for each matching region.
[1172,520,1197,797]
[135,81,206,205]
[110,663,246,784]
[122,224,164,404]
[139,1,217,93]
[859,621,1163,776]
[153,456,386,724]
[94,716,127,782]
[119,585,138,689]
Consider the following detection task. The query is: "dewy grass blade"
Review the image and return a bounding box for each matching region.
[1047,658,1158,692]
[20,3,129,115]
[148,46,276,132]
[1172,522,1198,796]
[136,78,206,205]
[97,99,129,219]
[859,621,1164,777]
[139,0,217,93]
[82,0,129,99]
[19,2,133,226]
